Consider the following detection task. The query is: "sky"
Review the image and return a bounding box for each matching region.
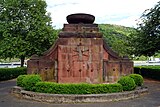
[45,0,159,29]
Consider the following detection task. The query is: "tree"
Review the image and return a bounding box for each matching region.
[0,0,58,67]
[130,1,160,56]
[99,24,135,57]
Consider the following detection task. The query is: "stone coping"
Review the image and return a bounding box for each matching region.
[11,86,148,103]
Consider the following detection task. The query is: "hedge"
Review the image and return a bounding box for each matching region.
[0,67,27,81]
[118,76,136,91]
[129,74,143,86]
[134,66,160,81]
[21,75,42,91]
[34,82,123,94]
[17,74,144,94]
[17,75,27,87]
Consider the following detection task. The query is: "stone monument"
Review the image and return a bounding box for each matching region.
[27,13,133,83]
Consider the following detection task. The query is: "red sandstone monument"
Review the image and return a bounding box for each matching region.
[27,13,133,83]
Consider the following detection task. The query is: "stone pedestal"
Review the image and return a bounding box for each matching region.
[27,13,133,83]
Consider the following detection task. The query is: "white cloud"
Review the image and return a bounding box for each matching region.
[45,0,159,28]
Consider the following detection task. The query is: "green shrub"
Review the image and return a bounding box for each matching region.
[0,67,27,81]
[134,66,160,81]
[129,74,143,86]
[17,75,27,87]
[118,76,136,91]
[22,75,42,91]
[35,82,123,94]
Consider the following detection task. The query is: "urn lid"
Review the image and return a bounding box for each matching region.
[66,13,95,24]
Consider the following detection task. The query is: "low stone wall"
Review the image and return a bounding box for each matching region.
[11,86,148,103]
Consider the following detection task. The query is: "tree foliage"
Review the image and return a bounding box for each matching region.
[99,24,136,57]
[0,0,58,66]
[130,2,160,56]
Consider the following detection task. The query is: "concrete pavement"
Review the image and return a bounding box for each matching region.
[0,79,160,107]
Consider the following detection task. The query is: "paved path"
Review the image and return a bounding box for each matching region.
[0,79,160,107]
